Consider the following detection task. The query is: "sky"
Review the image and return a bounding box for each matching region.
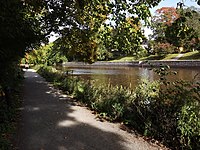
[151,0,199,14]
[144,0,200,37]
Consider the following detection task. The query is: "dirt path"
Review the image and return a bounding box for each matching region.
[14,69,166,150]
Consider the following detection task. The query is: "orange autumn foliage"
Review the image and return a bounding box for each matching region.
[155,7,179,26]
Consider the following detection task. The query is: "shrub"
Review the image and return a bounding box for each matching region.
[95,85,134,121]
[154,42,176,55]
[37,65,80,95]
[123,79,161,136]
[75,80,99,106]
[167,80,200,149]
[152,66,200,149]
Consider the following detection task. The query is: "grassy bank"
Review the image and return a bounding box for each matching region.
[109,51,200,62]
[179,51,200,60]
[36,65,200,149]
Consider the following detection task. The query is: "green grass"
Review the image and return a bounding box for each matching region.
[162,54,179,60]
[109,56,136,62]
[110,54,177,61]
[179,51,200,60]
[109,51,200,62]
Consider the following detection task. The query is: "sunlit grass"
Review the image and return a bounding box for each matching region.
[139,54,180,60]
[162,54,179,60]
[179,51,200,60]
[109,56,136,62]
[109,51,200,62]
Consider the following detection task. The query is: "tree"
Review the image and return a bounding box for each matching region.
[151,7,179,43]
[0,0,45,92]
[165,6,200,50]
[151,5,200,53]
[41,0,163,62]
[27,43,67,65]
[109,17,146,57]
[155,7,179,26]
[183,7,200,50]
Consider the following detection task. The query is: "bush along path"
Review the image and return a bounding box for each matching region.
[34,65,200,150]
[13,69,165,150]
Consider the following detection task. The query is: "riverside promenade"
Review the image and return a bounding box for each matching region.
[14,69,166,150]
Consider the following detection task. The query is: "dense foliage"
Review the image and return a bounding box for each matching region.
[46,0,162,62]
[27,43,67,66]
[0,0,46,112]
[0,67,23,149]
[150,5,200,54]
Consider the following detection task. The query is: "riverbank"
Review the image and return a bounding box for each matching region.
[63,60,200,67]
[34,65,200,149]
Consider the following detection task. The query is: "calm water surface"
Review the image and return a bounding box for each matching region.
[59,66,200,89]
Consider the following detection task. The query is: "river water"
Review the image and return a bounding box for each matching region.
[59,66,200,89]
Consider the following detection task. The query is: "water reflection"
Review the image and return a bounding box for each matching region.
[59,66,200,89]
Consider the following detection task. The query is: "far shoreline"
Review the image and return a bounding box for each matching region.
[63,60,200,68]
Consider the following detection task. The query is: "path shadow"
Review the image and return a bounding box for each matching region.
[13,70,131,150]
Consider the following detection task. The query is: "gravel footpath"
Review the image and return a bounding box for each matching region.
[14,69,167,150]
